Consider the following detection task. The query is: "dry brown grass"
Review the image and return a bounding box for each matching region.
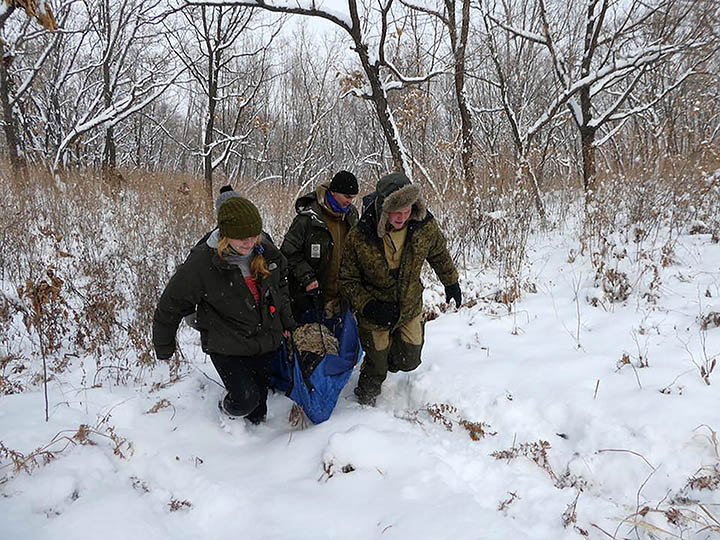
[0,162,322,391]
[0,163,214,389]
[0,415,132,485]
[585,151,720,247]
[1,148,719,390]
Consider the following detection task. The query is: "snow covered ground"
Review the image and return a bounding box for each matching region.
[2,225,720,540]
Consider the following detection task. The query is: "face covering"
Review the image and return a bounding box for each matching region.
[326,191,350,214]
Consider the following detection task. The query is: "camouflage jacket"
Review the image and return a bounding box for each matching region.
[339,200,458,329]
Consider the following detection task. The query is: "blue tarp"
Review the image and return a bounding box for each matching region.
[270,309,362,424]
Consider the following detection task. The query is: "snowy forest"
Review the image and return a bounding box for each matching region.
[2,0,720,539]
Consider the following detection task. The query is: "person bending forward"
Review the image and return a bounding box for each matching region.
[339,172,461,406]
[153,197,295,423]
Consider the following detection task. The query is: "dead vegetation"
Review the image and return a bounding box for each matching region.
[318,458,358,482]
[0,414,132,485]
[288,404,309,430]
[426,403,497,441]
[1,152,718,395]
[0,166,211,390]
[168,498,192,512]
[0,163,312,393]
[699,311,720,331]
[603,425,720,539]
[491,439,588,491]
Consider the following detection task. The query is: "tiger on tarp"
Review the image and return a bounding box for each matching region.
[270,309,362,424]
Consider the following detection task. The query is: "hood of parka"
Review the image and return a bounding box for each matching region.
[373,172,427,238]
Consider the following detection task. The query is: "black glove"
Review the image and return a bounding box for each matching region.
[306,288,323,311]
[156,350,173,361]
[445,283,462,308]
[362,299,400,327]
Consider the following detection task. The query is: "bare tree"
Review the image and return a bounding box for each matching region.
[6,0,186,171]
[168,4,279,197]
[402,0,478,195]
[0,36,22,167]
[488,0,716,206]
[281,27,345,189]
[45,0,184,169]
[0,0,57,169]
[187,0,446,180]
[479,0,562,216]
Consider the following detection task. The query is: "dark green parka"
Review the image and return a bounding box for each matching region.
[153,237,294,358]
[281,184,358,309]
[339,173,458,329]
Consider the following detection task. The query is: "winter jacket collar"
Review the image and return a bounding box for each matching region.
[295,183,358,227]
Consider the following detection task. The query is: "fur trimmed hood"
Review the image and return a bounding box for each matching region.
[374,172,426,238]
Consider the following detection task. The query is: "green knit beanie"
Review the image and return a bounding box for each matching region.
[217,197,262,239]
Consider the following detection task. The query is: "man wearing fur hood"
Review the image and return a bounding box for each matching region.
[339,172,461,405]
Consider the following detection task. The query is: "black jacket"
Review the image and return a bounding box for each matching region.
[280,187,358,310]
[153,239,294,358]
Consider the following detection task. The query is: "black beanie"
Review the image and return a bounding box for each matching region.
[329,170,358,195]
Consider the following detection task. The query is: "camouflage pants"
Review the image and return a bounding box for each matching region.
[355,314,424,400]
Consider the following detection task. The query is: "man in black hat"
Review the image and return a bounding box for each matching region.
[281,171,360,321]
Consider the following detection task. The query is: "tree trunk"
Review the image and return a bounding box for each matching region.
[580,124,598,245]
[580,128,596,190]
[354,43,408,175]
[103,124,116,169]
[101,0,116,170]
[449,0,477,196]
[0,5,16,30]
[580,126,596,208]
[347,1,410,176]
[135,114,142,167]
[203,7,221,201]
[520,159,546,220]
[0,39,23,170]
[204,71,217,200]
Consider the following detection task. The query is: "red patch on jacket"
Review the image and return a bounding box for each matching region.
[244,276,260,305]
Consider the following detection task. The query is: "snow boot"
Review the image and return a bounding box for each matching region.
[353,385,377,407]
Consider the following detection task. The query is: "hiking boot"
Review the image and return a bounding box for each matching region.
[387,358,399,373]
[219,397,266,426]
[245,400,268,425]
[219,393,255,418]
[245,413,266,425]
[218,397,238,419]
[354,386,377,407]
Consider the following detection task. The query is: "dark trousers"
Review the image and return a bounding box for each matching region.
[355,316,424,401]
[210,350,276,422]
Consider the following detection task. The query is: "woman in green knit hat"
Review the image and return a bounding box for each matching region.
[153,197,295,424]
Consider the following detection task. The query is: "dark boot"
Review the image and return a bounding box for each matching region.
[218,385,260,418]
[219,392,261,419]
[245,400,267,424]
[353,385,376,406]
[387,357,401,373]
[211,351,273,423]
[354,370,384,406]
[388,340,423,372]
